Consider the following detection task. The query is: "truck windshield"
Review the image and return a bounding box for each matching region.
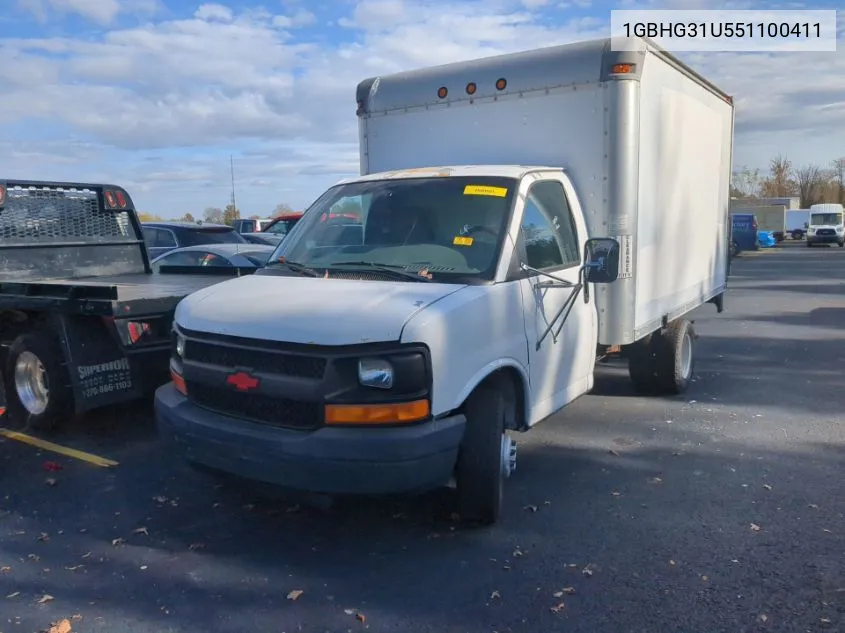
[810,213,842,226]
[181,227,247,245]
[272,176,517,281]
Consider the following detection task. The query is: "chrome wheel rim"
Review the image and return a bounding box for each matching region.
[681,332,693,380]
[14,351,50,415]
[500,434,517,478]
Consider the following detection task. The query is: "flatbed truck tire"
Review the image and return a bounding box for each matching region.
[3,330,74,432]
[455,377,517,526]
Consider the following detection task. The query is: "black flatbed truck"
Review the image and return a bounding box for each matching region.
[0,179,257,430]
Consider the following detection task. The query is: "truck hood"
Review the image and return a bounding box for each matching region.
[174,273,466,345]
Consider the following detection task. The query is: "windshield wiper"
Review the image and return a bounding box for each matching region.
[264,259,321,277]
[327,261,433,282]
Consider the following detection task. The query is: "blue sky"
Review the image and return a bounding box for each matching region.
[0,0,842,217]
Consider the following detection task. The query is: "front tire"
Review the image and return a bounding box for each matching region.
[455,377,518,526]
[2,330,74,431]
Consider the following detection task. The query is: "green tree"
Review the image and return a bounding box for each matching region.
[222,204,240,226]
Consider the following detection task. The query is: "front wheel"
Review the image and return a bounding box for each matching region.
[454,377,518,525]
[2,330,74,431]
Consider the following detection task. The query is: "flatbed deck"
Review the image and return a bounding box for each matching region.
[0,273,225,316]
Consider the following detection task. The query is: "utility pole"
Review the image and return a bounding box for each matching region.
[229,155,237,212]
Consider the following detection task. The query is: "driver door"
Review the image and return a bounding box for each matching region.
[516,176,596,425]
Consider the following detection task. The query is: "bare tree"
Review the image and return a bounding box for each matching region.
[832,158,845,205]
[730,166,761,198]
[759,153,797,197]
[274,203,294,215]
[204,207,224,223]
[794,164,830,208]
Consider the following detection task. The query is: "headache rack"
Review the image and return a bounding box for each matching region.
[0,179,151,281]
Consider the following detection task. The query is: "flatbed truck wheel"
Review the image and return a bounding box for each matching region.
[2,330,73,431]
[627,319,696,396]
[455,376,518,525]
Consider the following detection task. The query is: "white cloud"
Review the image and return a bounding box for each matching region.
[1,0,844,215]
[194,3,233,22]
[18,0,122,24]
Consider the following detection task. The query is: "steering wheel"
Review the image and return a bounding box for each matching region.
[460,225,498,240]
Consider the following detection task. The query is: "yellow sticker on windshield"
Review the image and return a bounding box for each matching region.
[464,185,508,197]
[453,236,474,246]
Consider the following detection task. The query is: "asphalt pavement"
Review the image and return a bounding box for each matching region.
[1,243,843,633]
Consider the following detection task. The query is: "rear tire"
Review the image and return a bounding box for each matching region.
[2,330,74,431]
[627,319,696,396]
[455,376,518,526]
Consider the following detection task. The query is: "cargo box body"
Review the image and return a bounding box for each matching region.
[356,37,734,346]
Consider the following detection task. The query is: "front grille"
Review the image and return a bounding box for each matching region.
[187,382,322,430]
[1,186,133,242]
[185,340,326,379]
[817,229,835,236]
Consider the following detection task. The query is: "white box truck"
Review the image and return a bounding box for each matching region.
[155,37,734,525]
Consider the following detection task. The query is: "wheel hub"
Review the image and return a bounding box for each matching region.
[680,331,693,380]
[500,434,517,478]
[14,351,50,416]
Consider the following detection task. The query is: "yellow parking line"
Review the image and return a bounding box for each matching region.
[0,428,119,468]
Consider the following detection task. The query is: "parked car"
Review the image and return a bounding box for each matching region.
[142,222,248,259]
[150,243,276,273]
[239,212,305,246]
[232,218,272,234]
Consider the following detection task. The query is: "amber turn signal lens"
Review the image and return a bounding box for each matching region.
[325,399,430,425]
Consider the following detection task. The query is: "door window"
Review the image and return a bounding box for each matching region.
[518,181,581,270]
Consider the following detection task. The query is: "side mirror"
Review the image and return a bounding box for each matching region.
[582,237,620,284]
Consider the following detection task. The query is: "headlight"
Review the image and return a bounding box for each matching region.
[175,334,185,357]
[358,358,393,389]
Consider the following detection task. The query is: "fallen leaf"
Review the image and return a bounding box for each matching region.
[28,553,41,562]
[344,609,355,615]
[822,528,831,533]
[0,565,10,572]
[64,565,83,571]
[758,614,768,623]
[42,461,63,472]
[648,477,663,484]
[38,533,50,542]
[553,587,575,597]
[582,565,594,577]
[524,505,538,513]
[132,527,149,536]
[286,589,303,601]
[550,602,565,613]
[7,591,20,598]
[762,484,772,491]
[111,538,125,547]
[48,618,72,633]
[140,565,148,570]
[38,594,55,604]
[701,575,709,581]
[669,560,676,566]
[188,543,205,551]
[608,449,620,456]
[808,504,819,509]
[750,523,761,532]
[611,491,621,497]
[81,552,92,559]
[821,617,831,624]
[355,613,366,624]
[490,590,501,601]
[45,478,57,486]
[513,549,524,557]
[71,614,83,621]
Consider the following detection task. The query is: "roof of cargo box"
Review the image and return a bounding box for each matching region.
[335,165,560,185]
[356,36,731,115]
